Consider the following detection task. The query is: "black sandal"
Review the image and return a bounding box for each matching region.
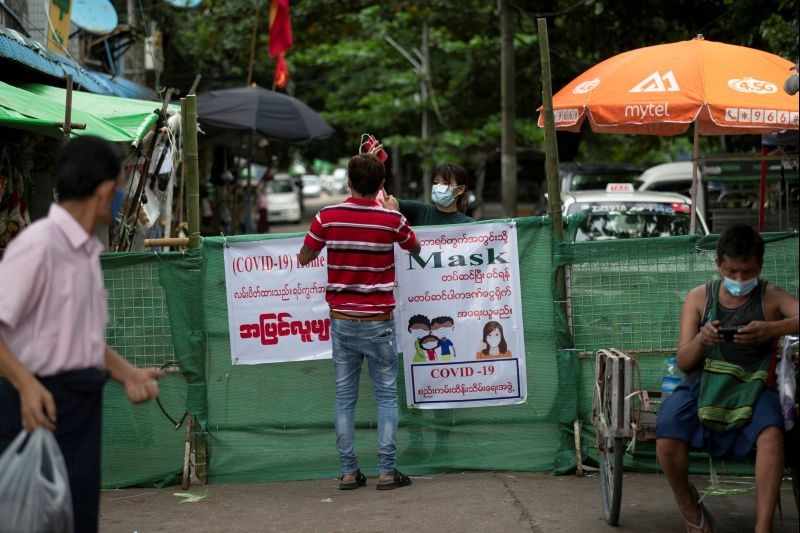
[375,469,412,491]
[339,469,367,490]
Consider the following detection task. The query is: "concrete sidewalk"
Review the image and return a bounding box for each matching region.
[99,472,799,532]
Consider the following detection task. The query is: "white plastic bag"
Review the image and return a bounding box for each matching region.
[778,336,798,431]
[0,428,73,533]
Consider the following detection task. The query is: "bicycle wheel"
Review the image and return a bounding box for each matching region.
[598,361,625,526]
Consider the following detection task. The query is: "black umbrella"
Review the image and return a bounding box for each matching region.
[196,86,334,144]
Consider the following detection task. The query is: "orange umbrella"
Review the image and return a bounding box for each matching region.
[538,36,798,232]
[538,36,798,135]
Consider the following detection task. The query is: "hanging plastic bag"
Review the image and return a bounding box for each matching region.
[778,336,798,431]
[0,429,74,533]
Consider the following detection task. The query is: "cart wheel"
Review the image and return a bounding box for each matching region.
[598,436,624,526]
[597,358,625,526]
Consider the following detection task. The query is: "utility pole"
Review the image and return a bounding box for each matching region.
[500,0,517,218]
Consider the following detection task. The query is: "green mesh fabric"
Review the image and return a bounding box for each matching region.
[98,225,798,487]
[100,252,204,488]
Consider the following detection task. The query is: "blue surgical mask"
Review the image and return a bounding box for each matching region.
[110,189,124,221]
[723,276,758,297]
[431,184,455,207]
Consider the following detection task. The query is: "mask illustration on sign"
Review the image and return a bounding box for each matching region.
[412,329,430,340]
[486,329,502,348]
[723,276,758,297]
[421,340,439,350]
[431,184,455,207]
[435,327,453,337]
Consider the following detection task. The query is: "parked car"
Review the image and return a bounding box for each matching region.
[266,177,302,223]
[563,184,709,242]
[301,175,322,198]
[326,168,349,195]
[560,162,645,192]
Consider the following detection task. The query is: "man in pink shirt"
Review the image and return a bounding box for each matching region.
[0,136,163,533]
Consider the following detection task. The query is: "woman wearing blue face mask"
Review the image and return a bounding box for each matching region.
[382,164,474,226]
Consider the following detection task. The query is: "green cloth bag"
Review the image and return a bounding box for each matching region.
[697,280,770,432]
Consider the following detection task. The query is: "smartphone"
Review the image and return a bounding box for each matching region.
[717,325,742,341]
[362,134,388,163]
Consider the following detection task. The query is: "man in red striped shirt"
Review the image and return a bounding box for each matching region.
[299,154,420,491]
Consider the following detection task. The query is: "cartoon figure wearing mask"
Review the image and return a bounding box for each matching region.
[408,315,431,363]
[419,334,441,362]
[476,320,512,359]
[430,316,456,361]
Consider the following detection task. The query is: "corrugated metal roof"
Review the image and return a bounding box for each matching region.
[0,25,156,100]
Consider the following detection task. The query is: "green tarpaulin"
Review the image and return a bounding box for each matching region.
[0,81,176,143]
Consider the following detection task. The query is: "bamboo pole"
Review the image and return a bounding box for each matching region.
[183,94,201,249]
[144,237,189,248]
[538,19,563,240]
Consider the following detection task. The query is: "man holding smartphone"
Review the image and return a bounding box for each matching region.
[656,225,799,533]
[298,152,420,491]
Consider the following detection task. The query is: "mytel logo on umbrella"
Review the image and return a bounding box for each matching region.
[727,77,778,94]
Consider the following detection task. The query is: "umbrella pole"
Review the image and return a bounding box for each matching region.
[690,125,699,235]
[758,144,768,232]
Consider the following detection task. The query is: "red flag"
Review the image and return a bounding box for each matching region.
[268,0,292,58]
[274,54,289,88]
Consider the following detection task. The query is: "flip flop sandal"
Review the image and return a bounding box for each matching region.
[339,469,367,490]
[376,469,412,491]
[685,482,717,533]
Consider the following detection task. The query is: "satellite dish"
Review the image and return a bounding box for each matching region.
[164,0,202,7]
[71,0,119,35]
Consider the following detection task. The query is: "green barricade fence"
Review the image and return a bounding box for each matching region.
[98,220,798,488]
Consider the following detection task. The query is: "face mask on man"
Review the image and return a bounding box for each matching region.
[431,184,455,207]
[723,276,758,297]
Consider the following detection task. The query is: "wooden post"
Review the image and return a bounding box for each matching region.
[63,75,73,141]
[184,94,201,249]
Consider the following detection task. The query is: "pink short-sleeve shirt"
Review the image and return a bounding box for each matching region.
[0,204,107,376]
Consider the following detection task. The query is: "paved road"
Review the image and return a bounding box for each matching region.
[99,472,798,532]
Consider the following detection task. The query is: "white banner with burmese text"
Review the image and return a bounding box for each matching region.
[223,237,330,364]
[394,222,526,408]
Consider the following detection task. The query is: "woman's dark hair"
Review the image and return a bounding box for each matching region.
[348,154,385,195]
[481,321,507,356]
[716,225,765,265]
[56,136,123,201]
[432,163,469,212]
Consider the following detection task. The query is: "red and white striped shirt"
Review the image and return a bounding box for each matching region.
[303,197,418,315]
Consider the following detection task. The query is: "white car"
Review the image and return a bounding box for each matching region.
[562,184,709,242]
[301,175,322,198]
[267,178,301,223]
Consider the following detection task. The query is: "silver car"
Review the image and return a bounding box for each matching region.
[562,185,709,242]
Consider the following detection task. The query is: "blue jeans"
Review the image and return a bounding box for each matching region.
[330,317,399,476]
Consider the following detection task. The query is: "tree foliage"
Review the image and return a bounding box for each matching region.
[153,0,799,173]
